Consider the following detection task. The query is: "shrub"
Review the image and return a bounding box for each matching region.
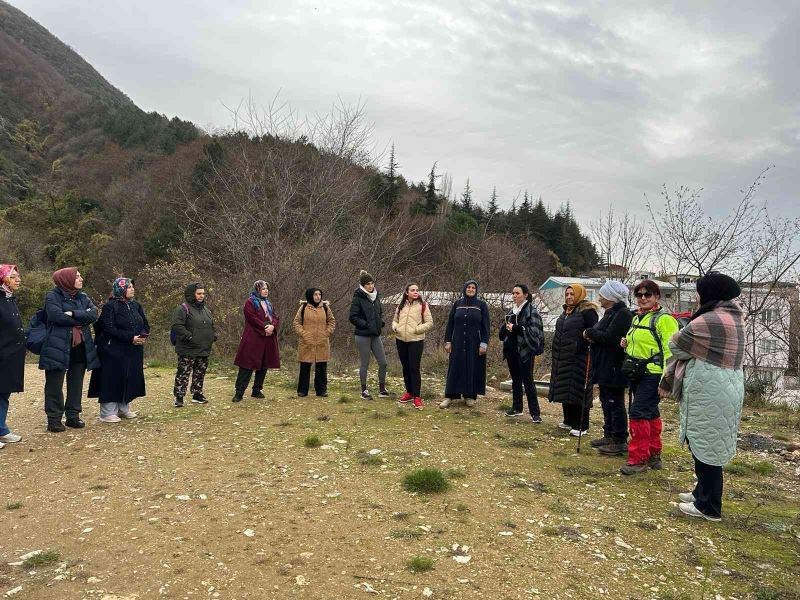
[303,435,322,448]
[23,550,60,568]
[6,501,22,510]
[402,468,449,494]
[407,556,434,573]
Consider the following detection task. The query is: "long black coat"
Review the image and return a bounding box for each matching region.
[584,301,633,388]
[88,299,149,403]
[445,298,490,397]
[349,288,384,337]
[548,301,599,407]
[0,293,26,394]
[38,288,100,371]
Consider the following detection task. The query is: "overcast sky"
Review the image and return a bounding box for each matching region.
[13,0,800,225]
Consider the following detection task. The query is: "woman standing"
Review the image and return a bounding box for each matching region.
[392,283,434,410]
[0,265,25,446]
[88,278,149,422]
[233,281,280,402]
[500,284,545,422]
[40,267,100,432]
[548,284,599,436]
[441,280,490,409]
[293,288,335,397]
[619,280,679,475]
[584,280,633,455]
[349,270,389,400]
[171,282,216,407]
[661,273,745,521]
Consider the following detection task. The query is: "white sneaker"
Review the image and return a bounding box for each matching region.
[99,415,122,423]
[439,398,451,409]
[118,411,138,419]
[678,502,721,522]
[558,422,571,430]
[0,441,5,449]
[465,398,477,408]
[0,432,22,443]
[569,429,589,437]
[678,492,696,503]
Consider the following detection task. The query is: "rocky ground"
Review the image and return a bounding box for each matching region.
[1,365,799,600]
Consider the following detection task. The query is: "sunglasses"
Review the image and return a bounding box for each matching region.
[635,292,653,299]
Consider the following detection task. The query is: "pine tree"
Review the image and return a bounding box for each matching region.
[423,162,440,215]
[487,186,499,217]
[383,143,400,208]
[460,178,473,213]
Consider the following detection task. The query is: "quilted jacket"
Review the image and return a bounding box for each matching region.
[671,341,744,466]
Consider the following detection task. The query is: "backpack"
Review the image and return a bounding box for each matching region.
[24,308,48,355]
[170,303,190,345]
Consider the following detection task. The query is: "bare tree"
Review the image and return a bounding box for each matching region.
[589,205,650,285]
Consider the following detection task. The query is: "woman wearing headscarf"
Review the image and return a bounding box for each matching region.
[392,283,434,410]
[88,278,150,422]
[548,284,599,436]
[660,272,745,521]
[500,284,545,422]
[619,280,679,475]
[440,280,490,409]
[0,265,25,446]
[40,267,100,432]
[349,270,389,400]
[293,287,336,397]
[583,280,633,455]
[233,280,280,402]
[171,282,216,407]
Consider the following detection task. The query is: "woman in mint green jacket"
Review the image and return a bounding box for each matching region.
[660,272,745,522]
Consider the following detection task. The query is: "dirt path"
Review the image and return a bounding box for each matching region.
[1,366,799,599]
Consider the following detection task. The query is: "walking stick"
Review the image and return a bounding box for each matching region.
[577,349,591,454]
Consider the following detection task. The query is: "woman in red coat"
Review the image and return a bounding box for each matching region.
[233,281,280,402]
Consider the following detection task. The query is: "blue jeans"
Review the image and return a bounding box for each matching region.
[0,392,10,436]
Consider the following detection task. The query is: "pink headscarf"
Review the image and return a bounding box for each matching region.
[1,264,18,297]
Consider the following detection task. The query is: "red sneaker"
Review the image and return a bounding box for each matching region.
[413,397,424,410]
[398,392,413,404]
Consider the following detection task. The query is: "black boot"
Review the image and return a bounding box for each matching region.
[65,417,85,429]
[47,421,66,433]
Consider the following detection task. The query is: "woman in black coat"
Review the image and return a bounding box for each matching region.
[349,270,388,400]
[548,284,599,436]
[39,267,100,432]
[441,280,490,409]
[0,264,25,447]
[89,278,150,422]
[583,281,633,454]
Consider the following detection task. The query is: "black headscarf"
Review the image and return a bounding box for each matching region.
[184,282,205,306]
[461,279,480,306]
[692,272,741,321]
[305,287,322,307]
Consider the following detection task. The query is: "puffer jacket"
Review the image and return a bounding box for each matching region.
[293,301,336,363]
[38,287,100,371]
[548,300,599,407]
[672,342,744,466]
[349,288,384,337]
[392,300,434,342]
[170,283,216,357]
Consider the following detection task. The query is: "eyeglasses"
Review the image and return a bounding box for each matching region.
[635,292,653,299]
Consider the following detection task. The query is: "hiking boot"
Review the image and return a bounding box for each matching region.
[505,409,524,418]
[232,394,243,403]
[398,392,413,404]
[378,389,392,398]
[361,390,373,400]
[174,397,185,408]
[597,443,627,456]
[531,415,542,424]
[620,463,648,475]
[0,432,22,443]
[439,398,451,409]
[99,415,122,423]
[65,417,85,429]
[317,392,328,397]
[558,422,571,430]
[413,397,424,410]
[678,502,721,522]
[465,398,477,408]
[191,394,208,405]
[590,436,612,448]
[678,492,696,503]
[648,453,663,470]
[47,422,66,433]
[569,428,589,437]
[251,391,266,399]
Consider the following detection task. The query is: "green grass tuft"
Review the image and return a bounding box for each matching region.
[23,550,60,568]
[445,468,466,479]
[6,501,23,510]
[407,556,434,573]
[303,435,322,448]
[337,395,353,404]
[402,468,450,494]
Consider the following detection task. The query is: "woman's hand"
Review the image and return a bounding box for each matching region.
[505,323,514,332]
[265,324,275,336]
[444,342,452,354]
[478,346,487,356]
[620,338,628,349]
[657,387,669,399]
[132,335,146,345]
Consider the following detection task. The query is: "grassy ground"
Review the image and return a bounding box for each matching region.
[1,364,798,599]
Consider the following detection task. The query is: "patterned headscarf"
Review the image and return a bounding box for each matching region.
[0,264,18,298]
[112,277,133,300]
[250,280,274,318]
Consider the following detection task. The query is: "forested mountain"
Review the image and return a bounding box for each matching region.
[0,1,597,351]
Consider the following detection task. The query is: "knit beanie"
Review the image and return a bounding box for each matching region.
[696,272,741,305]
[359,270,374,286]
[598,280,629,303]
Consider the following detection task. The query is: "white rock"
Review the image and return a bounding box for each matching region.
[176,495,190,501]
[82,528,93,533]
[453,555,471,564]
[498,531,514,536]
[368,449,382,455]
[423,588,433,597]
[243,529,256,537]
[18,551,41,561]
[4,587,23,597]
[86,577,101,583]
[295,575,309,586]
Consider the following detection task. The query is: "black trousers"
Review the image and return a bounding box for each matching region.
[297,362,328,396]
[235,367,267,397]
[44,344,87,423]
[692,451,723,518]
[507,352,539,417]
[562,402,590,430]
[599,385,628,442]
[396,340,424,398]
[629,373,661,420]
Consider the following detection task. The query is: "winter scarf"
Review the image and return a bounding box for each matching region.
[360,285,378,302]
[461,279,480,306]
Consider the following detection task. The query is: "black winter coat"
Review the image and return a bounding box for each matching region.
[0,293,26,394]
[548,301,599,407]
[585,301,633,388]
[171,283,216,357]
[499,301,545,363]
[445,298,490,397]
[349,288,384,337]
[38,288,100,371]
[88,298,149,403]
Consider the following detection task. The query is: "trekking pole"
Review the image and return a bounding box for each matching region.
[577,349,591,454]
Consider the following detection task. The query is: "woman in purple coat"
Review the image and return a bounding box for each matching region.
[232,281,280,402]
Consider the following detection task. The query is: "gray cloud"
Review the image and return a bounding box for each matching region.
[13,0,799,223]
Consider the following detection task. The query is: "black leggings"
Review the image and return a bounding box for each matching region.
[396,340,424,397]
[507,351,539,417]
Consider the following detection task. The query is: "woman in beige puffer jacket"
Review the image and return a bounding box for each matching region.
[392,283,434,409]
[293,288,336,397]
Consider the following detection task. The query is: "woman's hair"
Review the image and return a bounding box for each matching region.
[633,279,661,297]
[398,283,424,313]
[513,283,530,298]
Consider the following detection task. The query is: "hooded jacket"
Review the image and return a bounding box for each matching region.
[170,283,216,357]
[293,290,336,363]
